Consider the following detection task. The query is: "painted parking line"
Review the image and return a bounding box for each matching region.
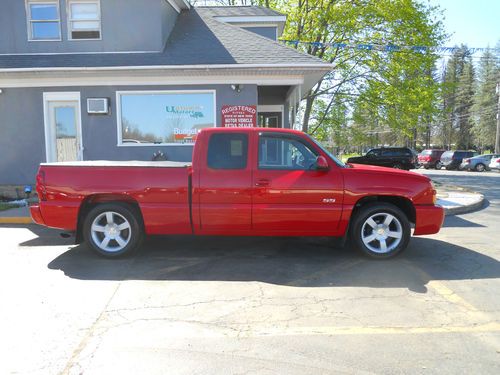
[247,321,500,337]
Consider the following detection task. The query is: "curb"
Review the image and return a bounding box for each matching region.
[0,217,33,224]
[443,194,486,216]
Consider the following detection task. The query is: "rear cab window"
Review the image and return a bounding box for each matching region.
[207,133,248,170]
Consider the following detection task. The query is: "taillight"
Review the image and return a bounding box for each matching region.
[463,158,470,163]
[495,158,500,163]
[36,170,47,201]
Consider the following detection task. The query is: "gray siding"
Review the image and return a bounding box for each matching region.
[0,0,178,54]
[242,26,277,41]
[0,84,258,185]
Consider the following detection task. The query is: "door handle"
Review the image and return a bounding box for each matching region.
[255,179,270,187]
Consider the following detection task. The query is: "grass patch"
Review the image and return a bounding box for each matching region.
[0,202,17,212]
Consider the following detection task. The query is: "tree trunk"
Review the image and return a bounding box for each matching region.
[302,90,314,133]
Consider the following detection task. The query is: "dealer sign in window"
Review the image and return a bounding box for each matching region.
[221,105,257,128]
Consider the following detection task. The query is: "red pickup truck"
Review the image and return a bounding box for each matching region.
[30,128,444,259]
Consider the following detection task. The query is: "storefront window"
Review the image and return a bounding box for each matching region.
[118,91,216,145]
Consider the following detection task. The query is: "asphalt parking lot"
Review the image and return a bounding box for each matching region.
[1,169,499,375]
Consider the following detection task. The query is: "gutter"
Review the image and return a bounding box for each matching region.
[0,63,333,74]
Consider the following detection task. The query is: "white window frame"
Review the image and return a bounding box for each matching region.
[42,92,83,162]
[26,0,62,42]
[67,0,102,41]
[116,90,217,147]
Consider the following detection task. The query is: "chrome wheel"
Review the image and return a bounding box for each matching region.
[90,211,132,253]
[475,163,485,172]
[361,212,403,254]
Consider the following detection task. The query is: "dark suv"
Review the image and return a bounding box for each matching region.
[418,149,446,169]
[347,147,418,170]
[439,150,478,170]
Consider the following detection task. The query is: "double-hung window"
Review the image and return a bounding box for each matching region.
[68,0,101,40]
[27,1,61,41]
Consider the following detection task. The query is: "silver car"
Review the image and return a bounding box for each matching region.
[460,154,500,172]
[489,155,500,171]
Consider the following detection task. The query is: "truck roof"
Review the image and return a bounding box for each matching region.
[199,127,305,136]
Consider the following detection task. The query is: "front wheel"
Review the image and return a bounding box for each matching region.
[83,203,144,258]
[393,163,403,169]
[350,203,411,259]
[435,161,442,170]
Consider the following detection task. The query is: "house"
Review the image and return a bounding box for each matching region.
[0,0,332,186]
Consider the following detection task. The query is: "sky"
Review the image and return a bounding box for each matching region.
[429,0,500,48]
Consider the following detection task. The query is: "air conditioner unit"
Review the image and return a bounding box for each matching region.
[87,98,109,114]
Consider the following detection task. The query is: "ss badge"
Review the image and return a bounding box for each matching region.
[322,198,336,203]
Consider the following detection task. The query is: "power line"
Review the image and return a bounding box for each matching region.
[279,39,500,55]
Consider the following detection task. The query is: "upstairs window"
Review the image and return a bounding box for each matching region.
[27,1,61,41]
[68,0,101,40]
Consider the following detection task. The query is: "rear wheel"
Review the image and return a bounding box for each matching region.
[83,203,144,258]
[350,203,411,259]
[435,161,442,170]
[475,163,486,172]
[393,163,403,169]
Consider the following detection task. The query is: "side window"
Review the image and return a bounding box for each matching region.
[26,1,61,41]
[259,135,318,170]
[207,133,248,170]
[367,149,380,157]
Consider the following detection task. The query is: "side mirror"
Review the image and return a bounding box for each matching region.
[315,155,329,171]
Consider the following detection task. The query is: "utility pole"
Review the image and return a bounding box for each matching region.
[496,82,500,154]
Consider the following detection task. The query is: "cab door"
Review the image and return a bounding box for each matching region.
[252,132,344,235]
[197,131,253,234]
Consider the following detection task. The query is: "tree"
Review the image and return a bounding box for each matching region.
[473,47,500,151]
[194,0,445,146]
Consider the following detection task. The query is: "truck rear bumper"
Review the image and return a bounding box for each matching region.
[413,204,444,235]
[30,205,45,225]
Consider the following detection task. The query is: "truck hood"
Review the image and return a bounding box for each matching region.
[346,162,429,181]
[343,163,433,204]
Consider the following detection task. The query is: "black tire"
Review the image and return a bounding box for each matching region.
[435,161,442,170]
[350,202,411,259]
[393,163,403,169]
[475,163,486,172]
[83,202,144,258]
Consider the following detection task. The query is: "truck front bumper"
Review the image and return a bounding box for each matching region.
[413,204,445,235]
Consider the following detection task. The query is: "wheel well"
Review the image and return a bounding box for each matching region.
[351,196,416,224]
[75,194,143,244]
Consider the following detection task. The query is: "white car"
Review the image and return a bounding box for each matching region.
[489,155,500,171]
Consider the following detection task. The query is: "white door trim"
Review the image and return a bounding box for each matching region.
[42,92,83,162]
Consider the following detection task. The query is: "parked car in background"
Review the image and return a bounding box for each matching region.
[489,156,500,171]
[347,147,418,170]
[439,150,478,170]
[460,154,500,172]
[418,149,446,169]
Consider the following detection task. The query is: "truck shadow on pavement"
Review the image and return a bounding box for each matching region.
[46,235,500,293]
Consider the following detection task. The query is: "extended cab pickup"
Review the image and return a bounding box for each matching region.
[31,128,444,259]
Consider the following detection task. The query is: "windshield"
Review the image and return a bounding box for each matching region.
[306,134,346,168]
[421,150,432,155]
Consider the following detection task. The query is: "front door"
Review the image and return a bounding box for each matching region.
[258,112,282,128]
[44,93,82,162]
[253,132,344,235]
